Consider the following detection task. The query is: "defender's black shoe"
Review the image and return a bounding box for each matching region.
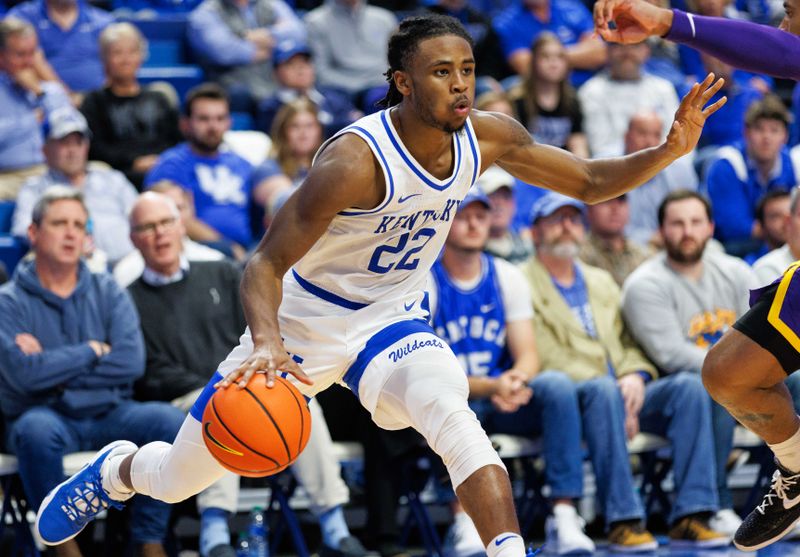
[734,461,800,551]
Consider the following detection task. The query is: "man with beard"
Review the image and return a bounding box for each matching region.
[145,83,270,261]
[621,189,756,538]
[522,191,726,548]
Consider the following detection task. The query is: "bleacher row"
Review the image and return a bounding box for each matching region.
[0,427,772,555]
[0,9,266,276]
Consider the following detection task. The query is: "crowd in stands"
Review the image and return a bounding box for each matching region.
[3,0,800,555]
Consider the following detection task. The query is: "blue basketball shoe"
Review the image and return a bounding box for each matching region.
[36,440,137,545]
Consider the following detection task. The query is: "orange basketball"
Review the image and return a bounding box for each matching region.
[201,374,312,477]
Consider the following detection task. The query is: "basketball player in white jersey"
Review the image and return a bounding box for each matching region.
[37,14,725,557]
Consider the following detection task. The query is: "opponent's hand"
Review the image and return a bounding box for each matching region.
[215,338,313,389]
[665,73,727,158]
[594,0,673,43]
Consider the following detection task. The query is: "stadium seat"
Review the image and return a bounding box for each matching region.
[144,40,184,67]
[0,453,39,557]
[129,14,191,41]
[224,130,271,166]
[230,112,255,132]
[0,201,14,234]
[138,65,204,105]
[0,236,26,278]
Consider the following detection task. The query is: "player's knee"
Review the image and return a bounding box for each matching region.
[431,408,505,489]
[130,441,191,504]
[702,342,731,397]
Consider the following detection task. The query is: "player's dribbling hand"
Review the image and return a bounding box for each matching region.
[665,73,727,158]
[216,339,314,390]
[593,0,673,44]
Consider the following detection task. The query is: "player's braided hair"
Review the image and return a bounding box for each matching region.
[377,15,474,109]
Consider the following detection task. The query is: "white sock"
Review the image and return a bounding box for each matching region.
[769,422,800,474]
[101,453,135,501]
[486,532,525,557]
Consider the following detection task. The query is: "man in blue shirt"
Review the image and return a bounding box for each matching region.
[705,95,799,255]
[145,83,266,260]
[0,186,185,557]
[0,17,70,199]
[492,0,606,85]
[8,0,113,94]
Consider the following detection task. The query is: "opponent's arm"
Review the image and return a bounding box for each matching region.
[475,73,726,204]
[218,135,383,388]
[594,0,800,80]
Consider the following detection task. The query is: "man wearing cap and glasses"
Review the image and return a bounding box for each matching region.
[11,106,138,267]
[521,191,726,549]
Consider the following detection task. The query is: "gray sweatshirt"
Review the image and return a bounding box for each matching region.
[621,250,754,374]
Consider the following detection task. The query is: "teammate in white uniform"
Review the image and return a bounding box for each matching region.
[36,14,725,557]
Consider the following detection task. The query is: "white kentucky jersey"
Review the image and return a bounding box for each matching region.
[291,108,481,308]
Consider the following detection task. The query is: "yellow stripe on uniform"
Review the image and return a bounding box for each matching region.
[768,261,800,352]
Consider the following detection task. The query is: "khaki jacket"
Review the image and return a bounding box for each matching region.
[520,257,657,382]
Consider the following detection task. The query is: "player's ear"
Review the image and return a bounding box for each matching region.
[394,70,412,97]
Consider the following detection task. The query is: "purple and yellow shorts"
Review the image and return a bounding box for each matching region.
[734,261,800,374]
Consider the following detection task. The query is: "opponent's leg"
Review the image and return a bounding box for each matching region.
[368,345,525,557]
[704,330,800,550]
[703,329,799,445]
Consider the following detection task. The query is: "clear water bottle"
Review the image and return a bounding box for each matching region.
[248,507,269,557]
[235,531,250,557]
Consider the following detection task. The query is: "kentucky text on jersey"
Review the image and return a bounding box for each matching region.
[431,255,512,377]
[290,109,479,307]
[373,199,462,234]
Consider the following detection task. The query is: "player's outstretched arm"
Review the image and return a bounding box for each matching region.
[217,134,383,390]
[593,0,674,44]
[595,0,800,80]
[476,73,726,204]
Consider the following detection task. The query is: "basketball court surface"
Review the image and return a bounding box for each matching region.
[545,539,800,556]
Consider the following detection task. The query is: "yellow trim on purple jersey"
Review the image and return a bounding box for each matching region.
[768,260,800,352]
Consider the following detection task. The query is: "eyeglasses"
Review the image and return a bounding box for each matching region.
[133,216,178,235]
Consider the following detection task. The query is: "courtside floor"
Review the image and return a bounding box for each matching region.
[553,539,800,556]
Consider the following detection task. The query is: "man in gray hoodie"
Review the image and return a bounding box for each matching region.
[0,186,185,557]
[621,189,755,537]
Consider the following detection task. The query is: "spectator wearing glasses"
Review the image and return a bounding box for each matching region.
[113,180,225,288]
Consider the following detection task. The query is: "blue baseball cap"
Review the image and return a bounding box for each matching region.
[459,185,491,212]
[530,192,585,224]
[272,39,312,67]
